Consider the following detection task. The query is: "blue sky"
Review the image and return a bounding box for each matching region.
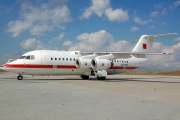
[0,0,180,71]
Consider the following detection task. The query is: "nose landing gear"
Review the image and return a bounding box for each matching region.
[17,74,23,80]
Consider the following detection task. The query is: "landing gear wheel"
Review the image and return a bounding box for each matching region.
[81,75,89,79]
[101,77,106,80]
[17,75,23,80]
[97,76,106,80]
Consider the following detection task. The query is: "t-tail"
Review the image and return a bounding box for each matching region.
[132,33,177,53]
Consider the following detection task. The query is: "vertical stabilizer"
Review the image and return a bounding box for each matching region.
[132,35,154,53]
[132,33,177,53]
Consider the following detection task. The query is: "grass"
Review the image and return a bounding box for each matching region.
[122,70,180,76]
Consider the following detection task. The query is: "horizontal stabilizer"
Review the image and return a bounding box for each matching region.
[145,33,177,39]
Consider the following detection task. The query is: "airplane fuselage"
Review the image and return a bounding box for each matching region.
[3,50,147,76]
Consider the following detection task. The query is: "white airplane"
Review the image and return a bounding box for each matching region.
[2,33,177,80]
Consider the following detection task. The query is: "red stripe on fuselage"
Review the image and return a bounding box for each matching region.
[109,66,138,70]
[3,64,137,70]
[3,64,76,69]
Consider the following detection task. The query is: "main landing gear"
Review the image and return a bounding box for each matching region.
[17,74,23,80]
[81,75,89,79]
[80,75,106,80]
[97,76,106,80]
[81,70,107,80]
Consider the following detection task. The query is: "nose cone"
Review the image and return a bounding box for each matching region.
[1,59,25,74]
[1,64,9,72]
[1,61,19,72]
[0,66,3,71]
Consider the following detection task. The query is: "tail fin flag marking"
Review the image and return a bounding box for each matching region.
[143,43,147,49]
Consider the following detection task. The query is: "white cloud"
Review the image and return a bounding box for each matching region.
[80,0,110,19]
[69,30,114,51]
[149,11,159,17]
[7,3,71,37]
[20,38,45,50]
[150,25,155,29]
[154,3,164,9]
[63,40,73,47]
[144,42,180,71]
[52,33,64,41]
[48,0,69,5]
[90,0,110,17]
[31,24,53,36]
[80,0,129,22]
[81,9,92,19]
[175,37,180,42]
[130,26,140,31]
[134,16,152,25]
[68,30,133,52]
[105,8,129,22]
[153,3,168,16]
[174,1,180,7]
[170,1,180,9]
[107,40,133,52]
[8,20,32,37]
[21,38,38,49]
[161,8,167,15]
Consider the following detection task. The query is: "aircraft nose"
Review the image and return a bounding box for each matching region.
[1,64,10,72]
[0,66,3,71]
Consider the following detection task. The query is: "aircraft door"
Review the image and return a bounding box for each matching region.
[22,55,29,73]
[41,53,49,64]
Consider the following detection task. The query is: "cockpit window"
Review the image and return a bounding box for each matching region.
[19,56,26,59]
[19,55,35,60]
[31,55,35,60]
[25,55,30,60]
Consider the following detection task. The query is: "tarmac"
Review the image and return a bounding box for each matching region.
[0,72,180,120]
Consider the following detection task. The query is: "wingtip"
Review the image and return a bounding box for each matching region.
[172,33,178,35]
[163,52,172,55]
[166,33,178,36]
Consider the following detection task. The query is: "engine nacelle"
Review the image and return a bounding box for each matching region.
[75,58,91,69]
[91,59,113,70]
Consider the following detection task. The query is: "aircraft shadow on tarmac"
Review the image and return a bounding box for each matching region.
[103,77,180,83]
[2,76,180,83]
[17,78,180,84]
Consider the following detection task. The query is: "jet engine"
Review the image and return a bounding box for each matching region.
[75,58,91,69]
[91,59,113,71]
